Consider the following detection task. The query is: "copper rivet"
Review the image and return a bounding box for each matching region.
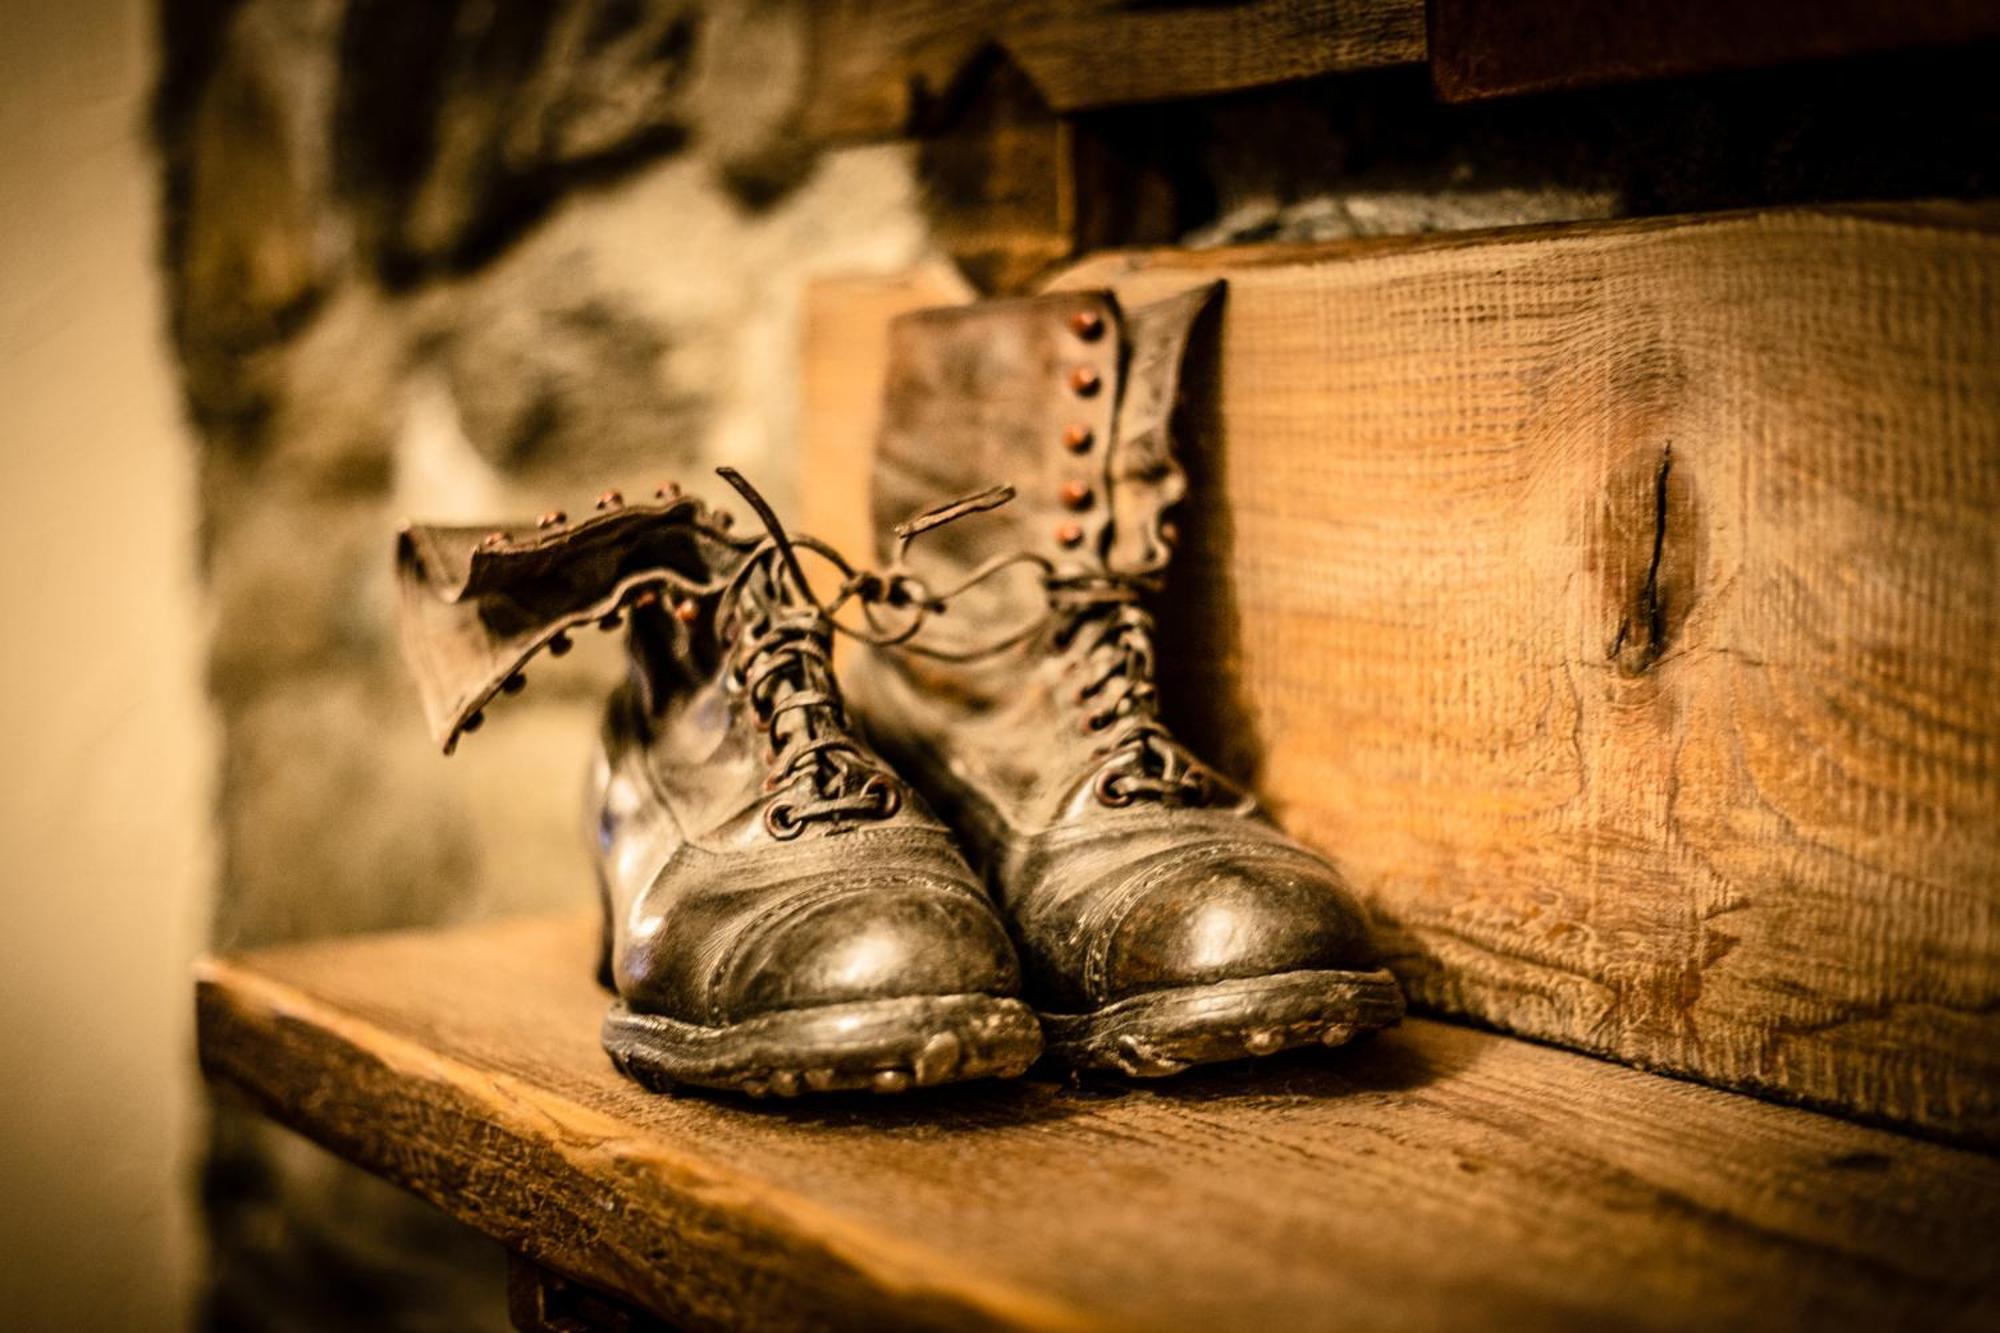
[480,531,506,549]
[1069,309,1104,340]
[1063,423,1093,452]
[1069,367,1101,396]
[548,632,573,656]
[462,710,484,733]
[631,588,660,609]
[1056,522,1084,547]
[596,490,624,510]
[1060,480,1092,510]
[536,511,566,528]
[673,599,700,623]
[1160,520,1180,545]
[501,673,526,694]
[655,481,681,499]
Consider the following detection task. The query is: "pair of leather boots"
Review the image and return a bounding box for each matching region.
[397,283,1402,1098]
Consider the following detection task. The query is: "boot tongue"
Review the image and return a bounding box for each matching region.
[1101,283,1218,577]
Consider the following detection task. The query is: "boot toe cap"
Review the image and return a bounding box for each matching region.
[719,881,1020,1023]
[1095,845,1373,1003]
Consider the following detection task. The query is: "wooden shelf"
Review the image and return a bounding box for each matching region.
[197,915,2000,1331]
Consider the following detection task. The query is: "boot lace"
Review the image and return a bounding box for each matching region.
[716,468,1018,840]
[714,479,899,840]
[727,554,908,838]
[1050,575,1222,809]
[851,508,1228,811]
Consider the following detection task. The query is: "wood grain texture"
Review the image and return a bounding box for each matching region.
[799,1,1425,141]
[804,206,2000,1146]
[800,263,972,564]
[1431,0,2000,102]
[912,57,1078,296]
[906,53,1201,296]
[198,915,2000,1332]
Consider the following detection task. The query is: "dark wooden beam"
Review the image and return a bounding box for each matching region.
[799,0,1425,141]
[1431,0,2000,102]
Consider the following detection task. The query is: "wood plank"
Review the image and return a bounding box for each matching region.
[901,53,1197,296]
[996,0,1426,113]
[911,57,1078,296]
[799,1,1425,141]
[197,916,2000,1332]
[799,263,972,564]
[803,205,2000,1146]
[1431,0,2000,102]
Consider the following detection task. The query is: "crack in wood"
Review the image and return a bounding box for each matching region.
[1610,441,1674,674]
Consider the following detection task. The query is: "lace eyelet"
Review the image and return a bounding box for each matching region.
[763,802,804,840]
[862,776,902,819]
[1094,769,1134,808]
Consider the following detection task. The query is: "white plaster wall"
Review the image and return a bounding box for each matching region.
[0,1,212,1327]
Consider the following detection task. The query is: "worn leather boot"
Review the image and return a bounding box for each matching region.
[397,475,1041,1097]
[851,286,1405,1078]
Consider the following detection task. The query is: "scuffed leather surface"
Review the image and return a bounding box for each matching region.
[1001,815,1371,1009]
[873,285,1217,657]
[594,654,1020,1027]
[856,279,1384,1012]
[396,496,747,751]
[878,291,1121,586]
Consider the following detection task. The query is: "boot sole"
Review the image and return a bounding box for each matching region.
[602,992,1043,1097]
[1040,968,1405,1078]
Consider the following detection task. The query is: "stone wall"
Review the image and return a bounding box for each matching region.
[154,3,929,1325]
[157,0,928,959]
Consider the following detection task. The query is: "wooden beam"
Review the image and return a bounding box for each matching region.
[798,0,1425,142]
[198,916,2000,1331]
[805,205,2000,1146]
[911,56,1078,296]
[997,0,1426,113]
[1431,0,2000,102]
[905,52,1197,296]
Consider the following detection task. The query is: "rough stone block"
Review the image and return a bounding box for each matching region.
[206,496,393,705]
[335,0,705,278]
[216,674,602,950]
[173,0,342,356]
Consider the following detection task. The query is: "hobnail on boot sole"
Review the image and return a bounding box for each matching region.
[602,992,1043,1097]
[1039,967,1405,1078]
